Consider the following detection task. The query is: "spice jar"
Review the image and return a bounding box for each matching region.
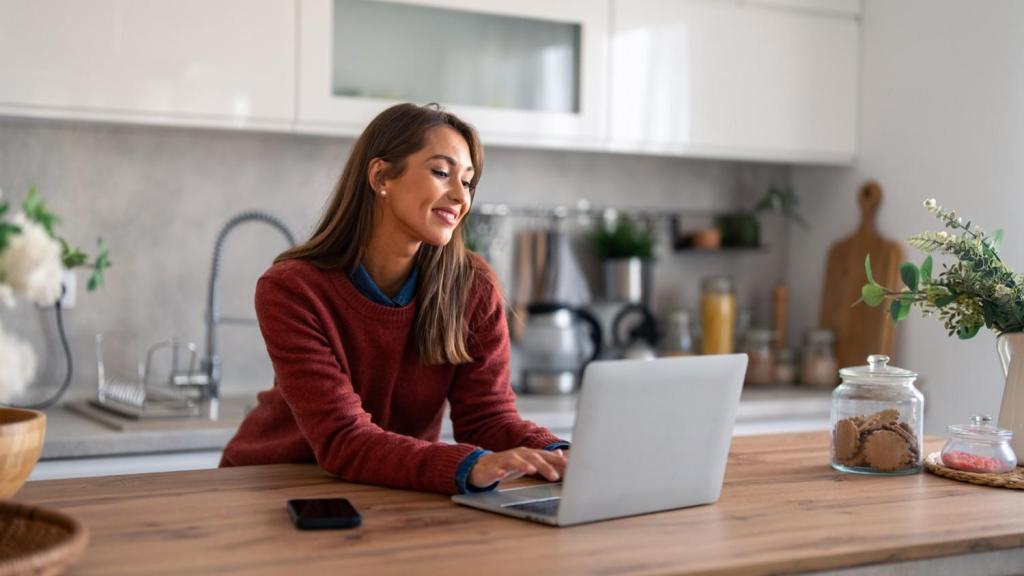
[940,415,1017,474]
[701,276,735,355]
[831,355,923,475]
[741,329,775,386]
[774,348,797,385]
[800,329,838,387]
[659,309,695,357]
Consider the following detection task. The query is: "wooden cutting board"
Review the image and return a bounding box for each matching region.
[820,181,904,370]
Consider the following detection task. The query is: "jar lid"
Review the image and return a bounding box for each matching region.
[702,275,734,294]
[839,354,918,381]
[948,415,1014,441]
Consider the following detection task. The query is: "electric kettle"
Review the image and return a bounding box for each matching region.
[520,302,603,394]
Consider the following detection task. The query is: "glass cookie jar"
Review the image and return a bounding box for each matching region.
[940,415,1017,474]
[831,355,924,475]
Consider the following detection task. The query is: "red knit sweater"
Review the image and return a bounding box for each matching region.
[219,255,562,494]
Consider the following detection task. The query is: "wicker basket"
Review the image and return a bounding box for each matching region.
[0,408,46,500]
[0,502,88,576]
[924,451,1024,490]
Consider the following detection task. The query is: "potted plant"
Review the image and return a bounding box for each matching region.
[592,216,655,305]
[717,184,808,248]
[860,198,1024,456]
[0,185,109,498]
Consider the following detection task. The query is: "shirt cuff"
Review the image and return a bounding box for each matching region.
[455,448,498,494]
[543,441,571,451]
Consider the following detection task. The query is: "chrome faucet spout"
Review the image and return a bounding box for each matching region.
[201,211,296,418]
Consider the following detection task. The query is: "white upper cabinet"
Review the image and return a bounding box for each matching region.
[0,0,295,129]
[608,0,859,163]
[297,0,609,147]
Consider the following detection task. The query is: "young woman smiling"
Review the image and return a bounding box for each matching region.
[220,103,568,494]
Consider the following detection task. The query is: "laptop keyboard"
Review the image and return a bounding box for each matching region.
[504,498,561,517]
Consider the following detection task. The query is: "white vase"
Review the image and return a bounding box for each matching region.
[997,333,1024,459]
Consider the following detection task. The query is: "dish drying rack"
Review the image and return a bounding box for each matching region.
[89,335,202,419]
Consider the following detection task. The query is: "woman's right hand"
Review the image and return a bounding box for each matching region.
[469,447,567,488]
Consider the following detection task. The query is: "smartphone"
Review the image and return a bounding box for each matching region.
[287,498,362,530]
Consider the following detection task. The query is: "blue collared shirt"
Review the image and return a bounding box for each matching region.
[348,263,569,493]
[349,263,419,307]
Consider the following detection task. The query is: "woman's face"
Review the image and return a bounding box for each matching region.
[376,126,474,247]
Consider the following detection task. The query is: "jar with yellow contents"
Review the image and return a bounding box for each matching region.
[701,276,735,355]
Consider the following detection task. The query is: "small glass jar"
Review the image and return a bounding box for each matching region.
[940,415,1017,474]
[701,276,735,355]
[659,309,695,357]
[742,329,775,386]
[831,355,924,475]
[800,329,838,387]
[774,348,797,385]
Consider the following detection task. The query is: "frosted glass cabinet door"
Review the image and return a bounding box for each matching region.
[0,0,296,128]
[298,0,608,146]
[608,0,858,163]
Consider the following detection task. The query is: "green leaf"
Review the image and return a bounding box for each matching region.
[861,283,886,307]
[21,185,59,237]
[864,254,876,284]
[934,294,956,307]
[920,256,933,283]
[957,323,982,340]
[989,229,1004,251]
[900,262,919,291]
[889,298,911,322]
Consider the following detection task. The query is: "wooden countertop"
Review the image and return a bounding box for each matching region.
[15,432,1024,575]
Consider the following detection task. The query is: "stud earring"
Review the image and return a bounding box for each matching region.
[379,189,387,198]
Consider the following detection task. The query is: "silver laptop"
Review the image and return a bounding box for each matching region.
[452,354,747,527]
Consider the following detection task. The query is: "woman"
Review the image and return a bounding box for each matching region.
[221,103,568,495]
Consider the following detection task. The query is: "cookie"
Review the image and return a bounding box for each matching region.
[834,419,860,461]
[862,429,912,472]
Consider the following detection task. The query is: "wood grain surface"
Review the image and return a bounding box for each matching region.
[820,181,904,370]
[14,432,1024,576]
[0,408,46,499]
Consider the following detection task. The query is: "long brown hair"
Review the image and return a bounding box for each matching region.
[276,103,484,365]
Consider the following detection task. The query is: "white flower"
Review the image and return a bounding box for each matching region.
[0,214,63,306]
[936,231,949,241]
[994,284,1013,300]
[948,234,958,243]
[923,198,937,211]
[0,319,37,404]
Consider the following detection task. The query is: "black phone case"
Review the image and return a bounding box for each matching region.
[287,500,362,530]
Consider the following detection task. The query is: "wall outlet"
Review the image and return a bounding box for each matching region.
[59,269,76,309]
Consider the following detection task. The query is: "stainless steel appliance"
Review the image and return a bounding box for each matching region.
[520,302,602,394]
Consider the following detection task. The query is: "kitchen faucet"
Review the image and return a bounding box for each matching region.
[173,211,296,419]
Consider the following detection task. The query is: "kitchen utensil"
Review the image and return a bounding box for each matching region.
[772,282,789,349]
[0,408,45,499]
[820,181,903,369]
[540,225,592,307]
[940,415,1017,474]
[831,355,923,475]
[611,303,658,360]
[520,302,602,394]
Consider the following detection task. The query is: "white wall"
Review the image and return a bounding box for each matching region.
[788,0,1024,433]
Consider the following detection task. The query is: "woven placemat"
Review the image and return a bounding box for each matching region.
[0,501,88,576]
[924,452,1024,490]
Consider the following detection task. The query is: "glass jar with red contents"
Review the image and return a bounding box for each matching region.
[940,415,1017,474]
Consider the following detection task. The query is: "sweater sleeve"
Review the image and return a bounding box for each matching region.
[447,270,565,452]
[255,275,478,495]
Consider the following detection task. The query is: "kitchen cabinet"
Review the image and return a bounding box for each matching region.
[296,0,609,148]
[608,0,859,163]
[0,0,295,130]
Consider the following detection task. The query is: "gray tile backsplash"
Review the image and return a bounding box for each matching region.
[0,117,787,403]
